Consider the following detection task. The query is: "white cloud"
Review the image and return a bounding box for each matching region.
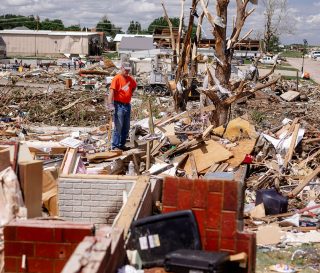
[0,0,319,44]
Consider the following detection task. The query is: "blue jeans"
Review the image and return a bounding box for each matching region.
[112,101,131,149]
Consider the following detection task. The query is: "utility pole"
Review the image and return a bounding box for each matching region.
[301,39,308,74]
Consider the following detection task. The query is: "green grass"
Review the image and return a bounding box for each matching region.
[281,75,318,85]
[102,51,118,59]
[281,50,303,58]
[256,244,320,273]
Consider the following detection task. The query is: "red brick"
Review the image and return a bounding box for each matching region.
[177,190,192,210]
[223,181,238,211]
[178,178,193,191]
[4,242,35,257]
[26,258,54,273]
[4,257,18,272]
[221,211,237,239]
[162,206,177,214]
[205,229,220,251]
[35,243,74,259]
[236,231,255,241]
[4,226,16,241]
[163,177,178,206]
[220,238,236,252]
[192,209,206,238]
[207,193,223,229]
[54,228,63,242]
[16,227,53,242]
[236,240,250,254]
[192,180,208,208]
[62,228,92,243]
[54,259,68,273]
[207,180,223,193]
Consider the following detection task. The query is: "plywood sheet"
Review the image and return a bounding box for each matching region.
[184,140,233,173]
[227,139,256,167]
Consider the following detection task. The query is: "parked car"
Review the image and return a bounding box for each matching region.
[259,55,281,65]
[311,51,320,60]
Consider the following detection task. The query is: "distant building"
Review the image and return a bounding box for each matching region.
[153,27,179,49]
[0,29,102,57]
[118,36,155,57]
[113,34,153,52]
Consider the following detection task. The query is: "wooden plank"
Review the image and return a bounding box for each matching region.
[87,150,122,162]
[226,139,256,168]
[148,98,155,134]
[202,125,214,139]
[216,163,229,172]
[204,163,220,176]
[288,166,320,198]
[188,153,198,178]
[18,160,43,218]
[298,149,320,169]
[183,140,233,173]
[113,176,150,236]
[62,148,78,175]
[146,141,151,170]
[283,124,300,169]
[0,149,11,172]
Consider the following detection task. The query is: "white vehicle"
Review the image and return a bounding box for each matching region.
[259,55,281,65]
[311,51,320,60]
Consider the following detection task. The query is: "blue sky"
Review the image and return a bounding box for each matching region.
[0,0,319,45]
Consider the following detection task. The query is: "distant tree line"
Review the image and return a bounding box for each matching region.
[0,14,185,37]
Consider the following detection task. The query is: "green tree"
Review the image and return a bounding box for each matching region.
[0,14,36,30]
[65,24,81,31]
[147,17,180,34]
[40,18,64,30]
[96,16,122,37]
[127,21,142,34]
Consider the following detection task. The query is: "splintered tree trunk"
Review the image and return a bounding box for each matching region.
[214,103,230,126]
[213,0,232,125]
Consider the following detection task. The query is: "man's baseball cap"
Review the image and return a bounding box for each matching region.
[121,62,131,70]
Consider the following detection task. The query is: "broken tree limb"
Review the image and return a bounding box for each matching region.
[199,0,215,28]
[161,1,177,66]
[288,166,320,198]
[223,75,281,105]
[177,0,185,56]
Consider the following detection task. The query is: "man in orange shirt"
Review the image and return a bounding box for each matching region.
[106,62,137,150]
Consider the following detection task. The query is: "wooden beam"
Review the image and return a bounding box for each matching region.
[288,166,320,198]
[146,141,151,170]
[18,160,43,218]
[283,124,300,169]
[188,153,198,178]
[148,98,155,134]
[113,176,150,236]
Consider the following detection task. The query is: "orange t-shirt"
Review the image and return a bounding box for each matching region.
[110,74,137,104]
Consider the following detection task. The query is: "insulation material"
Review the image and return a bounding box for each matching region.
[0,167,25,226]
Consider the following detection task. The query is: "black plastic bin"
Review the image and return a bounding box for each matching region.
[128,210,201,268]
[256,188,288,215]
[164,249,236,273]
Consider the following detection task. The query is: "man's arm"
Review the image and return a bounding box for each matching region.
[108,88,114,104]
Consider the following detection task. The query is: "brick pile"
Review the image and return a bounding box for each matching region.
[61,226,125,273]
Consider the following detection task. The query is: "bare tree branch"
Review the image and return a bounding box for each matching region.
[161,1,177,65]
[177,0,185,56]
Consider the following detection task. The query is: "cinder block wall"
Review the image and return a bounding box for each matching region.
[58,177,134,224]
